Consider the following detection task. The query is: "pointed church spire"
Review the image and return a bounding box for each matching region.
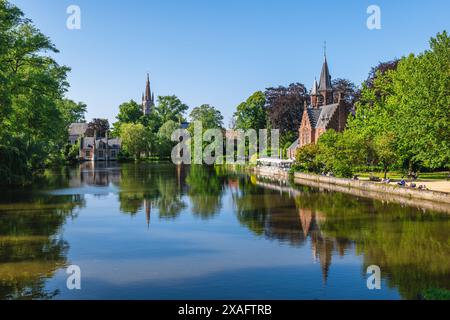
[318,54,332,92]
[311,78,319,95]
[318,44,334,105]
[142,73,155,115]
[145,73,151,100]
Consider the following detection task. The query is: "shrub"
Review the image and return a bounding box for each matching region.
[295,144,321,173]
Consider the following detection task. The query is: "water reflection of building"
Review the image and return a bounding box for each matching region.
[144,199,151,229]
[299,208,352,283]
[242,179,353,283]
[71,162,122,187]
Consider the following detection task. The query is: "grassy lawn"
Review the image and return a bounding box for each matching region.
[356,171,449,181]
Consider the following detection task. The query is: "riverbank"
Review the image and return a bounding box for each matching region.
[292,171,450,204]
[247,167,450,213]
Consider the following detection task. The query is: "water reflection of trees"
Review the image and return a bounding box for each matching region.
[235,177,450,299]
[0,192,84,299]
[118,164,228,221]
[68,163,228,223]
[307,191,450,299]
[117,163,187,221]
[233,177,348,282]
[186,166,225,219]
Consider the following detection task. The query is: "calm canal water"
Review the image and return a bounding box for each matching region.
[0,163,449,300]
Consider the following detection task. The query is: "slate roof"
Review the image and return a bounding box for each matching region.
[69,123,88,136]
[316,103,339,129]
[307,107,322,128]
[82,137,121,149]
[318,57,333,92]
[287,139,299,151]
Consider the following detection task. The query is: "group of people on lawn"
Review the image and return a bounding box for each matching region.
[395,177,428,190]
[351,174,429,190]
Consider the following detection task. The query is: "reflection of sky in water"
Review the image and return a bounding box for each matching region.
[46,185,119,196]
[43,192,399,300]
[2,164,448,300]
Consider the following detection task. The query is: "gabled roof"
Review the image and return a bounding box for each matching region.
[81,137,121,149]
[287,138,299,151]
[307,107,322,128]
[316,103,339,129]
[69,123,88,136]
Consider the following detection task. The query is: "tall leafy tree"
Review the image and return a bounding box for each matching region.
[85,119,110,138]
[365,59,400,90]
[389,32,450,170]
[0,0,71,178]
[189,104,224,130]
[157,120,180,158]
[233,91,267,132]
[154,95,189,125]
[265,83,308,136]
[332,78,359,110]
[120,123,148,160]
[116,100,143,124]
[112,100,143,137]
[59,99,87,124]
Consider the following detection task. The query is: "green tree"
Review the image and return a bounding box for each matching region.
[111,100,143,137]
[154,95,189,125]
[116,100,143,124]
[157,120,180,158]
[295,144,321,173]
[316,130,354,178]
[0,0,71,180]
[59,99,87,124]
[389,32,450,170]
[373,133,398,179]
[189,104,224,131]
[350,31,450,173]
[233,91,267,131]
[120,123,148,160]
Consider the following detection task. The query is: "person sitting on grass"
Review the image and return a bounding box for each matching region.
[398,177,406,187]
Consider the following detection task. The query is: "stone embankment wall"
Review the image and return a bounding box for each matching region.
[249,167,450,211]
[293,172,450,204]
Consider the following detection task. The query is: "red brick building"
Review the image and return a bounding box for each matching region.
[287,55,349,159]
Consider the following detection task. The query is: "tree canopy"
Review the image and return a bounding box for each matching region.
[265,83,308,136]
[189,104,224,130]
[0,0,85,183]
[233,91,267,132]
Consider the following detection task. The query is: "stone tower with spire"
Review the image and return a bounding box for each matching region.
[318,54,334,106]
[142,74,155,115]
[286,46,351,159]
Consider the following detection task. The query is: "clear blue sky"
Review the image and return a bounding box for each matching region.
[11,0,450,126]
